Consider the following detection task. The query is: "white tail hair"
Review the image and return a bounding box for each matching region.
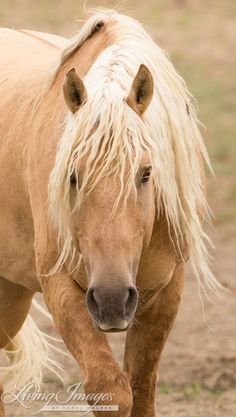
[0,300,67,391]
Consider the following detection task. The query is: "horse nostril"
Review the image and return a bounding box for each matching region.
[86,287,100,319]
[87,285,138,327]
[125,287,138,316]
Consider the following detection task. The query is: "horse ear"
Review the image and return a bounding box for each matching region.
[63,68,87,114]
[127,64,154,115]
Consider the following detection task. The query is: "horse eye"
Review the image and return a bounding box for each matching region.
[92,21,104,33]
[141,167,152,184]
[70,172,77,186]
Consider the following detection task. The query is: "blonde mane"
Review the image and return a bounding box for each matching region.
[49,9,222,297]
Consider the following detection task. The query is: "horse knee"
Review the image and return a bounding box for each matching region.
[84,369,132,417]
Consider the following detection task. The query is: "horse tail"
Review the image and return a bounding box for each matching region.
[0,300,67,391]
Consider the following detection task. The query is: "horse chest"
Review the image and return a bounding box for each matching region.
[137,246,176,292]
[136,217,180,292]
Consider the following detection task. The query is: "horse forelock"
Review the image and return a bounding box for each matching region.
[48,8,223,297]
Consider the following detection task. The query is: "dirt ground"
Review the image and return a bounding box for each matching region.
[1,1,235,416]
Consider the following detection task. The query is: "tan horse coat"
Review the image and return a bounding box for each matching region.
[0,19,202,417]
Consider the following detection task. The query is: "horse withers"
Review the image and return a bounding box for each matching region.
[0,9,221,417]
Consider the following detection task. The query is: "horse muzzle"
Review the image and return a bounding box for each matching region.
[86,285,138,332]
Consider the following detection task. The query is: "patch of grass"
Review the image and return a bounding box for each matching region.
[206,387,222,397]
[43,376,59,384]
[158,383,171,395]
[158,381,223,399]
[68,379,83,388]
[183,382,201,400]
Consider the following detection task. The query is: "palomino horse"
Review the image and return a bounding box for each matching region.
[0,9,221,417]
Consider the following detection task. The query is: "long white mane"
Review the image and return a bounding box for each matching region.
[49,9,222,297]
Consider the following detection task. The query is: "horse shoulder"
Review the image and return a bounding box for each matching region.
[137,215,186,292]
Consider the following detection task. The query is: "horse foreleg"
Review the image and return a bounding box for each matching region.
[41,272,132,417]
[124,264,184,417]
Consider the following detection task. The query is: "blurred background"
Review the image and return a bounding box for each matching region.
[1,1,235,416]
